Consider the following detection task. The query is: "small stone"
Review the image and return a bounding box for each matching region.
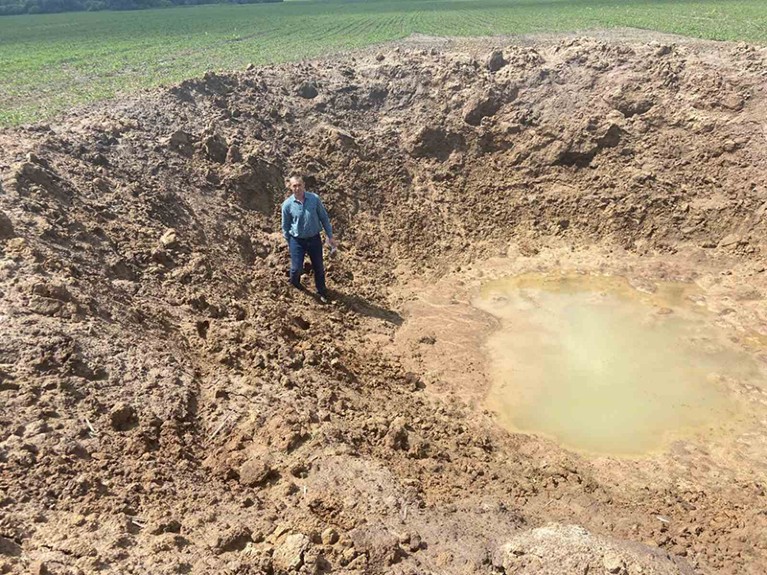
[273,533,310,571]
[719,233,743,248]
[202,134,228,164]
[403,372,422,391]
[160,228,178,249]
[30,282,71,302]
[166,130,195,156]
[151,247,173,267]
[110,403,138,431]
[341,547,357,564]
[226,145,242,164]
[0,211,15,240]
[408,532,422,552]
[603,552,625,574]
[297,81,318,99]
[150,518,182,535]
[486,50,507,72]
[214,526,252,553]
[321,527,339,545]
[385,417,408,450]
[671,544,688,556]
[0,536,22,557]
[239,456,274,487]
[346,554,368,569]
[462,90,505,126]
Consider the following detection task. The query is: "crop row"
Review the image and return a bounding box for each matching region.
[1,0,765,126]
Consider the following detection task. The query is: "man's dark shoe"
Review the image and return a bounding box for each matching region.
[318,292,329,304]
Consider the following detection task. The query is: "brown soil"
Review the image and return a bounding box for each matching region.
[1,34,767,575]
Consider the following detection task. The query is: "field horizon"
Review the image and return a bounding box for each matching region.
[1,0,766,126]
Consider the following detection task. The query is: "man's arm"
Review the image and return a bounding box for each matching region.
[316,197,333,240]
[281,202,291,242]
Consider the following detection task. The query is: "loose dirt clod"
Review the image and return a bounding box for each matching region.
[1,34,766,575]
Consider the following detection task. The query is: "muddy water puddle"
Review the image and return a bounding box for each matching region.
[474,274,766,456]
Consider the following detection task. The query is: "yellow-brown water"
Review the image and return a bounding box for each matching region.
[474,275,765,456]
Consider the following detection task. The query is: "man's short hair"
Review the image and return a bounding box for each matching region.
[288,174,304,184]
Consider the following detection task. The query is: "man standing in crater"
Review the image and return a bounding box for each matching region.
[281,174,337,303]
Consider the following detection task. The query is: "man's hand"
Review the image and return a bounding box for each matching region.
[327,237,338,249]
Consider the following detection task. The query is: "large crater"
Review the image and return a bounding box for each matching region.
[1,35,767,575]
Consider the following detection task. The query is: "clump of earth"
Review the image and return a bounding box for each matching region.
[1,34,767,575]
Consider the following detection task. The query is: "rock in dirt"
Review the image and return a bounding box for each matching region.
[719,233,745,248]
[385,417,409,450]
[0,536,22,557]
[462,90,504,126]
[165,130,195,156]
[313,124,359,153]
[297,81,319,99]
[149,518,182,535]
[202,134,228,164]
[0,211,14,239]
[404,126,464,160]
[492,524,694,575]
[486,50,508,72]
[406,433,429,459]
[349,524,402,566]
[273,533,310,572]
[238,456,274,487]
[17,161,58,188]
[31,282,73,302]
[399,531,423,552]
[603,552,626,573]
[226,145,242,164]
[321,527,339,545]
[608,87,654,118]
[211,525,252,553]
[225,159,282,214]
[110,403,138,431]
[159,228,179,249]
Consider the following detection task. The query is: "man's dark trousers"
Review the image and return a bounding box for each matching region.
[288,234,326,295]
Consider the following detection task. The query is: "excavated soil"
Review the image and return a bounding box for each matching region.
[2,34,767,575]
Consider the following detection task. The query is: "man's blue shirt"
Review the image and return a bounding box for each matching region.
[281,192,333,241]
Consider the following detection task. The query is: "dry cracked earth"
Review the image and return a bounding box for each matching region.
[1,34,767,575]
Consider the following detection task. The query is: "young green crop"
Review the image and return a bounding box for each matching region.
[1,0,765,127]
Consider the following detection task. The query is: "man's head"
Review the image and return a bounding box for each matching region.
[288,174,305,195]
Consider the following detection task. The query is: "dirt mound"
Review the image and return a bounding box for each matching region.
[493,523,694,575]
[1,36,767,575]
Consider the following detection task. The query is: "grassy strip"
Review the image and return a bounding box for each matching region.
[1,0,766,126]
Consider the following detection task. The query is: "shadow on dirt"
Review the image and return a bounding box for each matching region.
[332,290,404,326]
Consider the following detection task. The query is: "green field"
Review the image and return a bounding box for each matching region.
[1,0,766,127]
